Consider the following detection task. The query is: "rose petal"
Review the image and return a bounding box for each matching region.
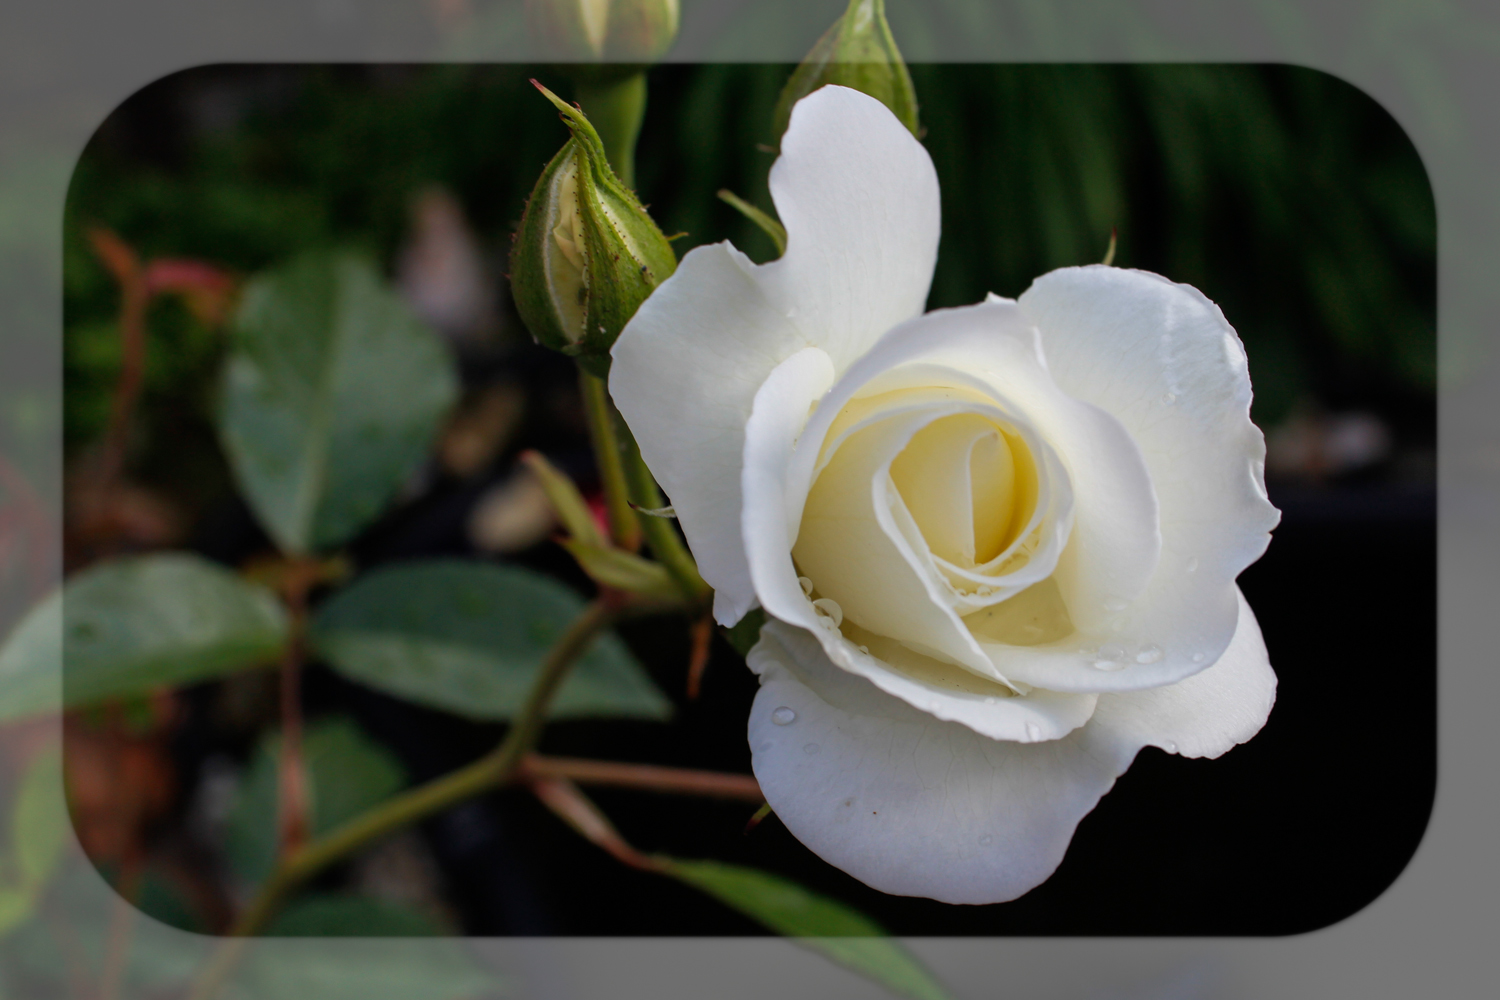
[1088,586,1276,758]
[742,347,837,640]
[611,85,942,626]
[1011,266,1280,688]
[794,404,1013,680]
[760,86,941,373]
[610,243,806,624]
[748,621,1132,904]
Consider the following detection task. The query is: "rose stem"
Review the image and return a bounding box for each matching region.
[579,369,643,552]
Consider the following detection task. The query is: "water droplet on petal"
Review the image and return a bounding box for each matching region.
[979,834,994,846]
[1192,652,1206,663]
[1186,557,1200,573]
[1091,643,1127,671]
[1163,740,1179,753]
[771,707,796,725]
[1024,722,1042,742]
[857,645,870,654]
[812,598,843,628]
[1135,644,1163,664]
[1162,391,1177,404]
[803,743,820,755]
[798,576,814,597]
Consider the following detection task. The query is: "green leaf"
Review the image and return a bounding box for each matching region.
[723,608,767,659]
[0,744,66,938]
[218,249,458,555]
[0,554,288,722]
[309,560,670,723]
[12,746,65,888]
[660,858,952,1000]
[242,936,501,1000]
[265,894,447,936]
[558,538,680,600]
[225,716,407,886]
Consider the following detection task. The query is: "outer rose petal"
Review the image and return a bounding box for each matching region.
[610,85,941,625]
[611,244,805,624]
[1015,266,1280,687]
[1088,587,1276,759]
[748,621,1136,904]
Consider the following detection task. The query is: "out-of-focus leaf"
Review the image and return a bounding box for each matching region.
[218,250,458,555]
[520,450,604,547]
[266,894,447,936]
[242,935,502,1000]
[12,745,66,888]
[309,560,670,722]
[0,554,287,722]
[558,539,679,600]
[0,745,68,937]
[660,858,952,1000]
[723,608,767,659]
[225,716,406,886]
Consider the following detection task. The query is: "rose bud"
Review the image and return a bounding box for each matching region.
[771,0,919,146]
[525,0,680,69]
[509,81,677,375]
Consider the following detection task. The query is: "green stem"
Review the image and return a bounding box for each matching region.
[619,418,709,600]
[580,368,642,551]
[572,72,647,188]
[186,598,627,1000]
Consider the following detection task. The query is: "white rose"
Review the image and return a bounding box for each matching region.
[610,86,1280,904]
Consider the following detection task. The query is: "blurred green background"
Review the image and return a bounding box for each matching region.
[64,62,1435,481]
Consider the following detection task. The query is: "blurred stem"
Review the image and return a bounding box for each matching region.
[572,72,647,188]
[85,228,149,490]
[274,564,318,860]
[580,368,642,551]
[522,754,763,801]
[187,596,645,1000]
[621,423,709,601]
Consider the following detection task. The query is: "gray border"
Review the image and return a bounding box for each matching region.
[2,0,1494,996]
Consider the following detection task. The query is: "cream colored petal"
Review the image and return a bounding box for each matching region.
[747,621,1126,904]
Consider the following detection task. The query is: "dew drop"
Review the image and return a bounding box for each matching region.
[812,598,843,628]
[1102,596,1128,612]
[983,696,998,705]
[857,645,870,654]
[1162,391,1177,404]
[798,576,814,597]
[979,834,994,846]
[803,743,820,755]
[771,707,797,726]
[1186,557,1200,573]
[1163,740,1179,753]
[1091,643,1127,671]
[1024,722,1042,742]
[1192,652,1206,663]
[1135,644,1163,664]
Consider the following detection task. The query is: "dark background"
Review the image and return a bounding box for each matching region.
[62,63,1435,936]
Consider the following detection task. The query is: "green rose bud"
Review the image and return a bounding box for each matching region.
[771,0,919,146]
[525,0,680,70]
[510,81,677,375]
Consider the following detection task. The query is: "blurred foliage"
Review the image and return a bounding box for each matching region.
[65,62,1432,469]
[0,553,287,722]
[220,249,458,554]
[226,715,408,886]
[310,559,671,721]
